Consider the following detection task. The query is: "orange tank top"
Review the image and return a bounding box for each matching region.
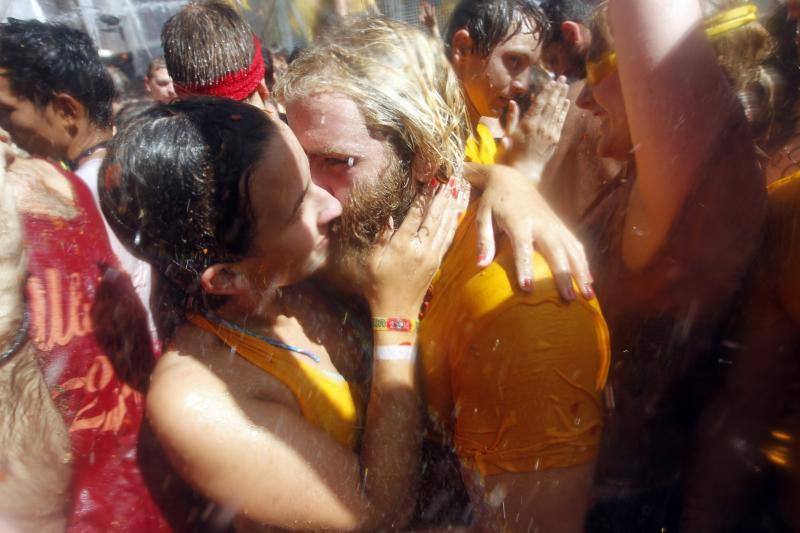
[188,314,363,450]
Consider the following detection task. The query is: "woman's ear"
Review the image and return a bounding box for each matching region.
[200,263,252,295]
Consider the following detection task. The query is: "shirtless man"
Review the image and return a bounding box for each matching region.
[0,146,71,532]
[0,20,175,531]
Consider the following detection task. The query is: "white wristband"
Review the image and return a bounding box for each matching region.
[375,344,418,361]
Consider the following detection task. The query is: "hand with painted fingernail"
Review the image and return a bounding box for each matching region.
[469,163,594,299]
[364,183,460,318]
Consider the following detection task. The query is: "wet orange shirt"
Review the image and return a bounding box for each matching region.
[419,192,610,474]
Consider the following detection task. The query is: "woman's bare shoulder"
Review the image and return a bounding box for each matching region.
[148,323,301,424]
[148,328,228,427]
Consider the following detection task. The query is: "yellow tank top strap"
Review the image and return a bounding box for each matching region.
[187,313,362,449]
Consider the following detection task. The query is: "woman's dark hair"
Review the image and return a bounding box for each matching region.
[444,0,548,59]
[99,98,275,324]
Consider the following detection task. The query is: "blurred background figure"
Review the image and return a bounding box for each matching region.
[539,0,597,82]
[419,0,441,39]
[106,64,131,115]
[143,56,176,104]
[536,0,620,226]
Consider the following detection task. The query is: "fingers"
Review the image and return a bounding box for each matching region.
[567,239,594,299]
[415,183,451,238]
[536,235,576,301]
[513,240,534,292]
[552,78,570,127]
[395,185,432,238]
[504,100,520,136]
[475,202,496,268]
[556,98,570,131]
[430,195,459,263]
[529,80,554,121]
[539,78,567,124]
[526,76,568,122]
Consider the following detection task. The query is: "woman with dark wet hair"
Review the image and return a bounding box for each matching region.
[100,97,460,530]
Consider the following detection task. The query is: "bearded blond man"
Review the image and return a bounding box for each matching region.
[277,18,610,532]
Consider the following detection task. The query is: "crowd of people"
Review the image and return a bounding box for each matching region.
[0,0,798,531]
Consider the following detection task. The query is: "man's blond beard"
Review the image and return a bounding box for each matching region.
[323,149,418,291]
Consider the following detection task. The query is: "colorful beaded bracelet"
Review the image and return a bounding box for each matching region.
[371,317,420,333]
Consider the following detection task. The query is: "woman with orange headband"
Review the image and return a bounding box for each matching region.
[573,1,768,530]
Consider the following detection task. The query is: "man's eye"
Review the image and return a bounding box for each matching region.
[325,156,356,168]
[506,54,528,72]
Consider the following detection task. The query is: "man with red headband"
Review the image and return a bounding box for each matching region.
[162,0,279,117]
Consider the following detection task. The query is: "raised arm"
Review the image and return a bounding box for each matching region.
[147,186,459,530]
[610,0,744,269]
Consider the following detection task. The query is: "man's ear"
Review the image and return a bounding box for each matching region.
[143,78,152,94]
[561,21,584,47]
[50,92,82,126]
[450,29,474,67]
[200,263,252,295]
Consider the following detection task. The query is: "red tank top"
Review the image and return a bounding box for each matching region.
[21,163,173,532]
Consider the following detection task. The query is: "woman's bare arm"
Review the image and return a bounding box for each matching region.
[610,0,744,270]
[148,185,460,531]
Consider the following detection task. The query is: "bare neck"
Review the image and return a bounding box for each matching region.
[65,123,112,163]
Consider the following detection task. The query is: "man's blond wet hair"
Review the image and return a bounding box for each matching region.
[276,16,468,183]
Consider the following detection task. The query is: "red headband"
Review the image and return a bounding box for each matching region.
[174,36,266,101]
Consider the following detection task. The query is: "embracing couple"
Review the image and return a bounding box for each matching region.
[100,17,609,533]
